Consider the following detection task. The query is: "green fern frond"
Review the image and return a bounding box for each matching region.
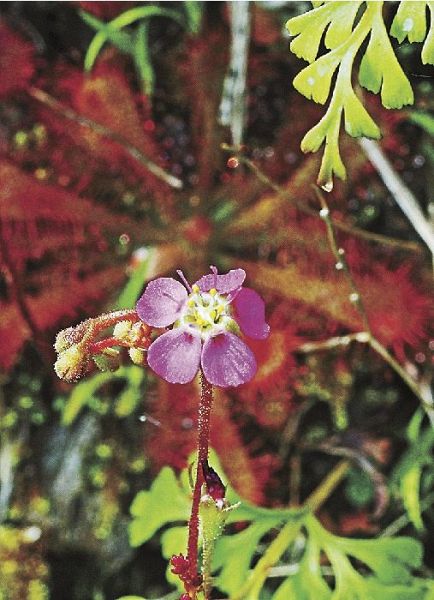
[287,1,433,190]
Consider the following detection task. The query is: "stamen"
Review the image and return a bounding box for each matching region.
[210,265,218,289]
[209,288,217,296]
[177,269,192,292]
[192,284,200,293]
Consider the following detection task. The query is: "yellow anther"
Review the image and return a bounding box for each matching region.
[196,318,205,327]
[209,288,217,296]
[187,299,195,307]
[216,305,224,314]
[209,310,217,320]
[192,284,200,293]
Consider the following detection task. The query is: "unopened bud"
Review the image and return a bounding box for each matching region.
[54,345,88,382]
[129,348,146,366]
[113,320,134,341]
[54,323,87,353]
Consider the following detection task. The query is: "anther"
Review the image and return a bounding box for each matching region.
[192,284,200,293]
[209,288,217,296]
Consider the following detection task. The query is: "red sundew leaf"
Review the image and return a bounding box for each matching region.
[145,381,266,504]
[179,29,228,191]
[0,265,126,371]
[242,259,432,354]
[0,161,145,264]
[0,22,35,99]
[76,2,135,20]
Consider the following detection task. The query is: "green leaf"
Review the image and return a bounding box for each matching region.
[324,2,363,49]
[390,1,428,44]
[408,111,434,136]
[184,1,203,34]
[61,366,144,425]
[272,536,332,600]
[343,90,381,139]
[293,52,341,105]
[128,467,191,547]
[134,23,155,97]
[359,11,414,109]
[421,3,434,64]
[213,521,280,596]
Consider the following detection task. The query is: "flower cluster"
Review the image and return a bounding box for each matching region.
[136,267,270,387]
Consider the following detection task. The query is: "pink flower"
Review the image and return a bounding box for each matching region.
[136,267,270,387]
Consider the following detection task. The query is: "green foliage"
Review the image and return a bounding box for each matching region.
[61,365,145,425]
[80,3,201,96]
[286,1,434,190]
[127,454,429,598]
[273,514,426,600]
[391,409,434,531]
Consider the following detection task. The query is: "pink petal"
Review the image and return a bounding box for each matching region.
[201,332,256,388]
[136,278,188,327]
[233,288,270,340]
[147,329,202,384]
[195,268,246,294]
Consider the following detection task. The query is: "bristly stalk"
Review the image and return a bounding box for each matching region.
[186,372,214,586]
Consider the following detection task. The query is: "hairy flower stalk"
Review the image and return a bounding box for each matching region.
[186,373,213,593]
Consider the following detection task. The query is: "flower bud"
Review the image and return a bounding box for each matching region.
[54,345,88,382]
[128,348,146,366]
[54,322,87,353]
[113,320,134,342]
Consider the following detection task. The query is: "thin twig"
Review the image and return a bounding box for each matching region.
[314,187,372,335]
[28,86,183,190]
[359,137,434,256]
[221,144,423,253]
[314,187,434,425]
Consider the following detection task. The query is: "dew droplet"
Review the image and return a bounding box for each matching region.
[307,77,315,86]
[319,208,329,219]
[119,233,130,246]
[321,180,333,193]
[338,248,345,255]
[335,262,344,270]
[403,18,413,32]
[349,293,359,303]
[227,157,239,169]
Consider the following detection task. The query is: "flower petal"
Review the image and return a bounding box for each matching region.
[201,332,256,388]
[195,268,246,294]
[233,288,270,340]
[147,329,202,384]
[136,278,188,327]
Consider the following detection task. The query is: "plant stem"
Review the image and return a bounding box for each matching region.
[187,373,214,581]
[231,460,350,600]
[221,144,422,253]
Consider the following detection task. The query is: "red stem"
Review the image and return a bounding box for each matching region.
[88,337,132,354]
[187,372,213,580]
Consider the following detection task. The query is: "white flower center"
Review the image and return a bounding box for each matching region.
[179,285,234,339]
